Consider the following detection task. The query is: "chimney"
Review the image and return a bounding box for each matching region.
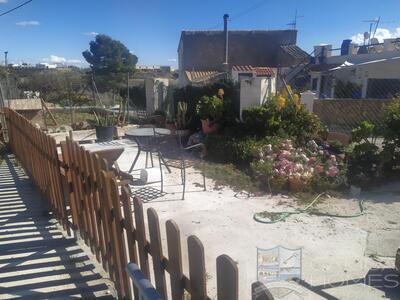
[223,14,229,66]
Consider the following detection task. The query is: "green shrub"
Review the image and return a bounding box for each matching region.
[205,134,284,165]
[242,97,324,143]
[196,95,223,121]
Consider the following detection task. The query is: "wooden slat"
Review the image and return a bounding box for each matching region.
[107,175,131,299]
[121,186,139,299]
[121,186,138,265]
[101,171,124,298]
[217,255,238,300]
[133,196,150,279]
[166,220,184,300]
[147,208,167,299]
[188,235,207,300]
[94,154,113,273]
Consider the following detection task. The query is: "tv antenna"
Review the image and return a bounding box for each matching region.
[287,9,304,29]
[362,17,380,45]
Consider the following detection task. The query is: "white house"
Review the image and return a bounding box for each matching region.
[310,38,400,99]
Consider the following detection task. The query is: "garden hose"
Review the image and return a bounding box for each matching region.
[253,193,365,224]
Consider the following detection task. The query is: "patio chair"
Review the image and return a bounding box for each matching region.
[156,132,206,200]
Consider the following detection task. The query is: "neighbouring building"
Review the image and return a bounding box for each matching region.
[36,62,58,69]
[177,15,309,88]
[310,38,400,99]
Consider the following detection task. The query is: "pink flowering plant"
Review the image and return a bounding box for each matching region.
[251,139,346,192]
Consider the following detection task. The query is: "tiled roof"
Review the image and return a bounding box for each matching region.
[232,65,275,76]
[253,67,275,76]
[185,70,225,83]
[280,44,310,60]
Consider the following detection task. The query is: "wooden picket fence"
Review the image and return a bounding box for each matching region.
[3,107,70,234]
[4,108,273,300]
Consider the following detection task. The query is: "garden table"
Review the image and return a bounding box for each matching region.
[82,142,125,169]
[125,127,171,172]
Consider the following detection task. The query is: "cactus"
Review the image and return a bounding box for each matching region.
[175,101,191,130]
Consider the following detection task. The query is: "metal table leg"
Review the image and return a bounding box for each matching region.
[129,140,141,173]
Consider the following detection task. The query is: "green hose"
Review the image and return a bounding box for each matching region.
[253,193,365,224]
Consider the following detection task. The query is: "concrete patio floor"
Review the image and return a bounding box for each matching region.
[0,156,115,299]
[103,138,400,300]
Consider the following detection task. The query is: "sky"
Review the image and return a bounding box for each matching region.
[1,0,400,68]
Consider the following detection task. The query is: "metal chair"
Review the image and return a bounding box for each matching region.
[156,131,206,200]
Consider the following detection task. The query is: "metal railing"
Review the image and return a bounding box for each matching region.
[126,263,162,300]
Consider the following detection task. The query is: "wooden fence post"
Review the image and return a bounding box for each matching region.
[188,235,207,300]
[217,254,238,300]
[133,196,150,279]
[147,208,167,299]
[166,220,184,300]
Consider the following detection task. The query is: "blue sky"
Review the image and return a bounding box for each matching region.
[1,0,400,68]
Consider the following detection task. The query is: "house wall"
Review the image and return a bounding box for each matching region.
[312,58,400,98]
[179,30,297,72]
[145,78,169,114]
[239,77,274,119]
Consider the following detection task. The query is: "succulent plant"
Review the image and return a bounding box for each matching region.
[175,101,191,130]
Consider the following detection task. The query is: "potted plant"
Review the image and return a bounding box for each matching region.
[196,95,223,134]
[93,110,118,142]
[175,101,191,144]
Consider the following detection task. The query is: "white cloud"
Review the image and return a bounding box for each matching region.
[0,0,8,3]
[167,58,177,62]
[42,55,83,65]
[50,55,66,64]
[16,20,40,27]
[351,27,400,44]
[84,32,98,37]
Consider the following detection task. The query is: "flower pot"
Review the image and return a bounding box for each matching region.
[165,122,176,134]
[201,119,219,134]
[95,126,115,142]
[288,177,305,192]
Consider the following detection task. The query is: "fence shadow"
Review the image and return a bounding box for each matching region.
[0,156,114,299]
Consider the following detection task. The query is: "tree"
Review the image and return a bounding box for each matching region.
[82,34,137,88]
[82,34,138,123]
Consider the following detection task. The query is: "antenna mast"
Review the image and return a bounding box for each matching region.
[287,9,304,30]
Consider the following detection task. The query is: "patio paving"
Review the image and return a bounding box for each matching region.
[0,155,115,299]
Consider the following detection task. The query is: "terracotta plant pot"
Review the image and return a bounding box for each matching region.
[165,122,176,134]
[201,119,219,134]
[288,177,305,192]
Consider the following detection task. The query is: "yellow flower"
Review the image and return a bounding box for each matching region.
[278,95,286,110]
[293,94,301,111]
[218,88,224,97]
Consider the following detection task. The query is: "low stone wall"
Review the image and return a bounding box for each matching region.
[313,99,391,133]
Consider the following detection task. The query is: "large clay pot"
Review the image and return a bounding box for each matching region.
[201,119,219,134]
[165,122,176,134]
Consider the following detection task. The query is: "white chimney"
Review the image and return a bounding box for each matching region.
[314,44,332,64]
